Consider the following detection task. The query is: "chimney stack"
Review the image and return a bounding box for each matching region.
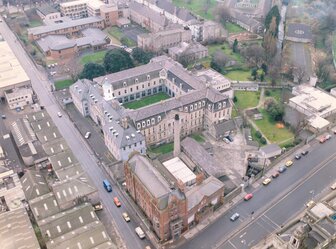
[173,114,181,157]
[121,117,129,129]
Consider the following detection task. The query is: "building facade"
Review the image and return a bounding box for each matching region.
[168,42,208,63]
[5,88,33,110]
[137,27,192,52]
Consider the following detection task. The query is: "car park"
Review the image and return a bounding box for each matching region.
[272,172,280,178]
[301,150,309,156]
[285,160,293,167]
[230,213,240,221]
[262,178,272,185]
[57,112,62,117]
[295,154,301,160]
[122,212,130,222]
[114,197,121,207]
[244,193,253,201]
[278,166,287,173]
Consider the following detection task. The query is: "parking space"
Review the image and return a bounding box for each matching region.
[121,25,148,43]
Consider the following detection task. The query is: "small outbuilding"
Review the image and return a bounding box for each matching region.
[259,144,282,159]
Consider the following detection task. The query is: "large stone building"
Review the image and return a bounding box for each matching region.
[168,42,208,63]
[71,56,232,160]
[137,27,192,52]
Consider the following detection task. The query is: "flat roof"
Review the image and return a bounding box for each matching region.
[163,157,196,186]
[0,41,30,90]
[310,203,334,219]
[0,208,40,249]
[60,0,88,8]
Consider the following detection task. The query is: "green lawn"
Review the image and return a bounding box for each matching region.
[224,22,245,34]
[190,133,205,143]
[123,93,170,109]
[254,109,294,145]
[106,27,136,47]
[208,43,244,64]
[224,69,251,81]
[234,91,259,110]
[264,89,283,103]
[54,79,74,90]
[80,50,107,65]
[149,143,174,155]
[29,19,43,28]
[172,0,217,20]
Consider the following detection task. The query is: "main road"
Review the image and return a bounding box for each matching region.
[179,138,336,249]
[0,18,151,249]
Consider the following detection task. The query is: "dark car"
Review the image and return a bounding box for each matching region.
[295,154,301,160]
[278,166,287,173]
[272,172,280,178]
[226,135,233,142]
[301,150,309,156]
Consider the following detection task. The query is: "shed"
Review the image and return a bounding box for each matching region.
[259,144,281,158]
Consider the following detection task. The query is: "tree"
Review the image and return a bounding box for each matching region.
[61,57,82,82]
[260,137,267,145]
[131,47,154,64]
[232,39,239,53]
[242,44,265,67]
[255,130,262,138]
[265,99,284,121]
[213,5,231,24]
[264,5,280,34]
[80,63,106,80]
[263,16,278,59]
[261,63,268,74]
[104,49,134,73]
[251,68,258,80]
[210,50,229,72]
[292,65,306,84]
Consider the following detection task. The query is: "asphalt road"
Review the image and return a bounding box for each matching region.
[291,42,312,80]
[0,19,151,249]
[179,138,336,249]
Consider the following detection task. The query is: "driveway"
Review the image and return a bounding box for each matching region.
[290,42,312,81]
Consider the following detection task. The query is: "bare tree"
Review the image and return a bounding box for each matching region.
[292,66,306,84]
[213,5,231,23]
[213,50,230,67]
[61,57,82,82]
[242,44,265,67]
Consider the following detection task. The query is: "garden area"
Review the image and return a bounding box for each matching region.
[234,91,260,110]
[80,50,107,65]
[172,0,217,20]
[54,79,74,90]
[149,143,173,155]
[105,27,136,47]
[122,93,170,109]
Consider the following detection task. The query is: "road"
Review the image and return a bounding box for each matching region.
[179,138,336,249]
[290,42,312,81]
[0,19,151,249]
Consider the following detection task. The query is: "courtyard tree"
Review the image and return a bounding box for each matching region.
[232,39,239,53]
[242,44,265,67]
[213,5,231,24]
[131,47,154,64]
[104,48,134,73]
[265,99,284,121]
[210,50,230,72]
[62,57,82,82]
[80,63,106,80]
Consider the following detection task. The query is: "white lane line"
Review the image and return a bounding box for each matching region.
[263,214,281,229]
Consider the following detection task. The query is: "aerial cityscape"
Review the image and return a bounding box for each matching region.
[0,0,335,248]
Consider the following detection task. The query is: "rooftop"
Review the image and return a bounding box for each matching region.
[163,157,196,186]
[129,1,169,27]
[28,16,103,36]
[21,169,50,201]
[310,203,334,219]
[0,40,30,90]
[0,208,40,249]
[37,5,59,15]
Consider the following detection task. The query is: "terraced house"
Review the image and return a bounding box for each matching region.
[71,56,232,160]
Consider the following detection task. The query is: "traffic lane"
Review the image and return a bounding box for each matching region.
[225,151,336,249]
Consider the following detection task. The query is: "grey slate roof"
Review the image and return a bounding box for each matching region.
[37,5,59,16]
[21,170,50,201]
[129,1,169,27]
[28,16,103,36]
[186,176,224,211]
[213,120,236,136]
[0,208,40,249]
[181,137,226,178]
[156,0,196,22]
[259,144,281,157]
[49,150,78,171]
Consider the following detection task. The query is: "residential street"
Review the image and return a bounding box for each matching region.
[0,18,152,249]
[177,138,335,249]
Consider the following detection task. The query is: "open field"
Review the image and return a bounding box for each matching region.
[172,0,217,20]
[80,50,107,65]
[54,79,74,90]
[234,91,259,110]
[255,109,294,145]
[122,93,170,109]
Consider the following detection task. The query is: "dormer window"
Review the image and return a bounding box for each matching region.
[194,103,197,110]
[137,123,141,129]
[135,78,138,83]
[190,105,193,111]
[202,101,205,106]
[123,81,127,87]
[218,103,222,109]
[158,116,161,122]
[147,75,150,80]
[147,120,150,126]
[151,118,155,124]
[142,121,145,127]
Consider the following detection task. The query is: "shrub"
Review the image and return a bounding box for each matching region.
[260,137,267,144]
[255,130,262,138]
[265,89,271,96]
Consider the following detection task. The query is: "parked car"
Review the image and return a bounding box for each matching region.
[262,178,272,185]
[103,179,112,192]
[320,136,327,143]
[230,213,240,221]
[1,114,6,119]
[278,166,287,173]
[306,200,315,208]
[295,154,301,160]
[226,135,234,142]
[135,227,145,239]
[84,132,91,139]
[285,160,293,167]
[57,112,62,117]
[331,182,336,190]
[325,134,331,140]
[93,202,103,211]
[114,197,121,207]
[272,172,280,178]
[122,212,130,222]
[244,193,253,201]
[223,138,230,144]
[301,150,309,156]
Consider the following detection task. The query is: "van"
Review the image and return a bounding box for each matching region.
[85,132,91,139]
[135,227,145,239]
[103,179,112,192]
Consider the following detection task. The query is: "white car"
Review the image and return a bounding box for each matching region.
[57,112,62,117]
[230,213,240,221]
[84,132,91,139]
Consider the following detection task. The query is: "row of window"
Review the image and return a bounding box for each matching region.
[137,115,162,129]
[122,141,143,151]
[8,95,29,102]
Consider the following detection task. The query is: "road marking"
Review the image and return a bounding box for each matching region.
[228,240,238,249]
[214,149,336,249]
[262,214,281,229]
[239,232,246,238]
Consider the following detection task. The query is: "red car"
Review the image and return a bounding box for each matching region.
[244,193,253,201]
